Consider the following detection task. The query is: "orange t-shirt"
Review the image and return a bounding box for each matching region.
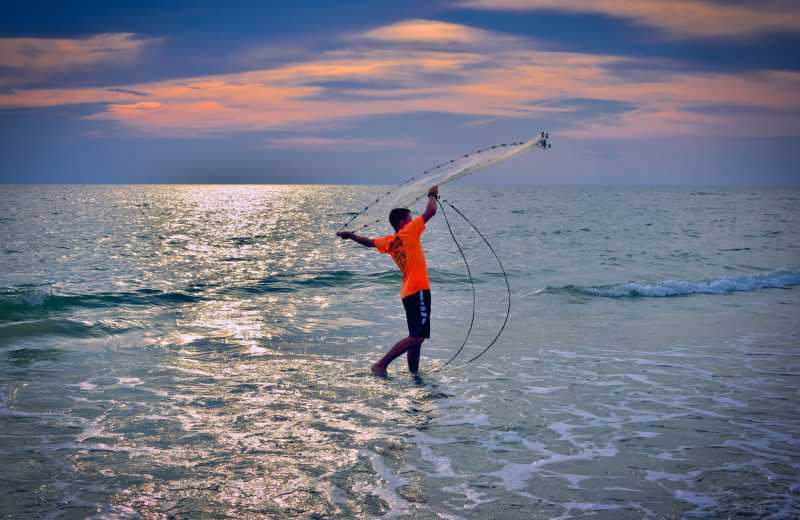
[374,215,430,299]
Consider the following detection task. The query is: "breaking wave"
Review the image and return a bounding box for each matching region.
[545,268,800,298]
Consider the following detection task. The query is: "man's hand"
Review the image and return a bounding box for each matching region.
[428,185,439,198]
[337,231,353,240]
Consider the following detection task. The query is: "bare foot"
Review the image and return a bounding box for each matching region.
[371,363,388,377]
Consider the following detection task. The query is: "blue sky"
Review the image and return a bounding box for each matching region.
[1,0,799,184]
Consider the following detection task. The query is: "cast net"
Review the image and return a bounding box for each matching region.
[338,132,549,232]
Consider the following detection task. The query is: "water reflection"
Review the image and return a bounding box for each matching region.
[110,337,452,518]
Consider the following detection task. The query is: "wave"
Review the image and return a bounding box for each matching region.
[0,318,126,340]
[0,286,196,340]
[0,271,385,317]
[542,269,800,298]
[0,286,205,317]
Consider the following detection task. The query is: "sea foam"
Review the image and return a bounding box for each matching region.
[579,268,800,298]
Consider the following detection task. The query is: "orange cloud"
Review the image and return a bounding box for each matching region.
[0,33,160,87]
[459,0,800,39]
[364,19,488,43]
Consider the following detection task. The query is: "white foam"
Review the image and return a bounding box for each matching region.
[9,287,54,307]
[581,268,800,298]
[549,501,621,520]
[353,449,414,519]
[87,505,143,520]
[523,385,564,394]
[438,413,491,428]
[674,489,720,515]
[645,469,695,484]
[416,444,459,478]
[586,379,628,387]
[561,473,593,490]
[484,461,538,491]
[161,365,214,377]
[116,377,144,386]
[655,451,689,461]
[440,482,496,510]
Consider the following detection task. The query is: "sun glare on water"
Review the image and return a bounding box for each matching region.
[149,185,320,350]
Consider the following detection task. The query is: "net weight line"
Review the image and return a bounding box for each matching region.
[434,198,511,370]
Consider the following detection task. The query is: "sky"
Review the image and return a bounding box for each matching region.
[1,0,799,185]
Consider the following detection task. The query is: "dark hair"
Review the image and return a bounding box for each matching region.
[389,208,410,230]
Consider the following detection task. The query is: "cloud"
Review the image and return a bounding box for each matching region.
[0,22,798,142]
[559,69,800,139]
[459,0,800,39]
[0,33,161,88]
[364,19,489,44]
[106,88,150,97]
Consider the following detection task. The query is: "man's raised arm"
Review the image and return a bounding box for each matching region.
[421,185,438,223]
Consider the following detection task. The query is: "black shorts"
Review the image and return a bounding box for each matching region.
[402,289,431,338]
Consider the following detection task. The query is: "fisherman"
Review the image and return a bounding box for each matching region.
[337,185,439,376]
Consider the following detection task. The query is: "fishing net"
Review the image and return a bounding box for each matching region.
[338,133,549,232]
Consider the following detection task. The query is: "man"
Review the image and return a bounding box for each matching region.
[337,185,439,376]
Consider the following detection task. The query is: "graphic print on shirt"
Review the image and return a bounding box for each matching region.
[387,235,408,278]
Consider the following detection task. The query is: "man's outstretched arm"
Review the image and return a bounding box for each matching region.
[337,231,375,248]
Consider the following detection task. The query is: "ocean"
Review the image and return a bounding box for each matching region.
[1,184,798,519]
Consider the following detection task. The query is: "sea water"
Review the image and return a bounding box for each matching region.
[1,184,798,519]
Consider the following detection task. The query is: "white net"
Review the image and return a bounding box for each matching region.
[339,133,550,232]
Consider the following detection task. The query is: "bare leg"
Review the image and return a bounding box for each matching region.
[407,343,421,373]
[371,336,424,376]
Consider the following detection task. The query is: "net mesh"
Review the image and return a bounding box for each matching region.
[338,133,549,232]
